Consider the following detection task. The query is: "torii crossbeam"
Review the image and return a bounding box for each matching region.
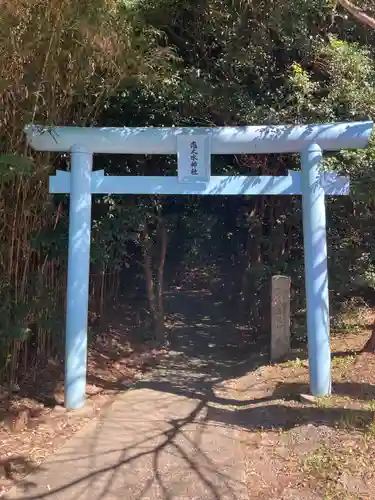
[25,121,373,409]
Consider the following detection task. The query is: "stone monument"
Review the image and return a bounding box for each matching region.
[271,275,291,361]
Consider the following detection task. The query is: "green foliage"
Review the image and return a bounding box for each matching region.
[94,0,375,331]
[3,0,375,380]
[0,154,34,181]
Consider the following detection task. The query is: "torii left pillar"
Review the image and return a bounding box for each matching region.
[65,146,93,409]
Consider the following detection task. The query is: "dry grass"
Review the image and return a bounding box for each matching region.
[1,297,375,499]
[232,316,375,500]
[0,307,167,496]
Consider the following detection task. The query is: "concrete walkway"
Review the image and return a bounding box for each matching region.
[5,288,252,500]
[5,386,247,500]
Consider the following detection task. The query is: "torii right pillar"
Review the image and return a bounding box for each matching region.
[301,143,331,396]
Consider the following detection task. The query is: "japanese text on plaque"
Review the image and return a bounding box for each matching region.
[190,141,198,175]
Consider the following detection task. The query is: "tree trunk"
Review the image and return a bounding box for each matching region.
[99,265,106,322]
[241,197,265,325]
[141,216,167,345]
[155,217,167,344]
[337,0,375,30]
[362,327,375,352]
[141,221,158,330]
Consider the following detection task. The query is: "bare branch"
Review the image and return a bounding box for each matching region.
[338,0,375,30]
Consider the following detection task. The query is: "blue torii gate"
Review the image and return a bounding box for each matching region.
[25,121,373,409]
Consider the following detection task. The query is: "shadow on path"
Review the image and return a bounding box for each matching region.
[4,285,375,500]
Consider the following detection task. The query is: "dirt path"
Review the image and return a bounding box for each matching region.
[3,286,253,500]
[3,283,375,499]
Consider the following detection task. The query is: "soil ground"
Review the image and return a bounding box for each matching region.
[1,272,375,499]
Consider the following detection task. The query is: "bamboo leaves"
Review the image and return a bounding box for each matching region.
[0,155,34,181]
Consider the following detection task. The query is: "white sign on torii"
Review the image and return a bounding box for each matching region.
[25,121,373,409]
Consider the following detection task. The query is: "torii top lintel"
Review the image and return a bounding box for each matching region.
[25,121,373,155]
